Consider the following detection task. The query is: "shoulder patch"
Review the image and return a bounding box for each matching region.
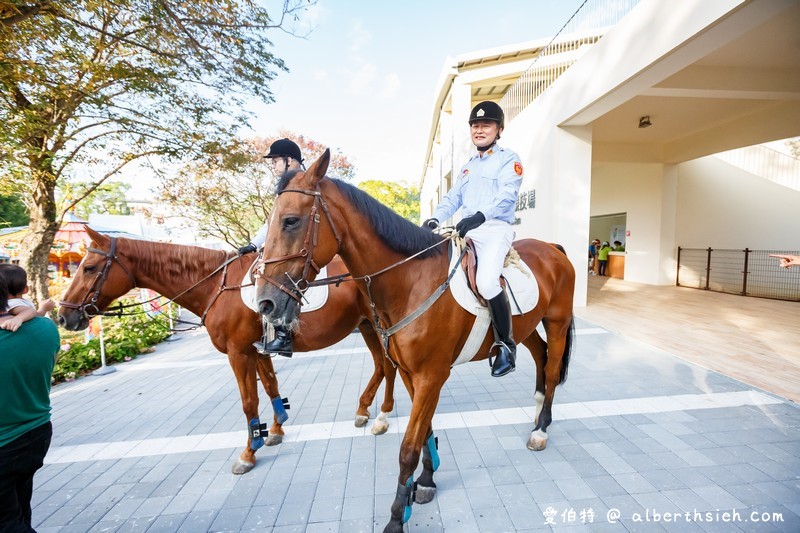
[514,161,523,176]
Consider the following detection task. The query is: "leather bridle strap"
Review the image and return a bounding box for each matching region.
[255,185,341,303]
[58,237,138,319]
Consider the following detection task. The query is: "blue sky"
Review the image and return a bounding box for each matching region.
[244,0,585,186]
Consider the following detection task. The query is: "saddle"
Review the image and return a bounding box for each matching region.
[460,238,506,307]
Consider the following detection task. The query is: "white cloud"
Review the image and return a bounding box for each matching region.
[381,73,401,99]
[313,69,329,81]
[348,19,372,53]
[348,61,376,94]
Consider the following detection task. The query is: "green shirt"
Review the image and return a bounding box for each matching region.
[0,316,59,447]
[598,246,612,261]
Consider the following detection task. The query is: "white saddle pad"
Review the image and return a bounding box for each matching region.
[241,259,329,314]
[448,243,539,316]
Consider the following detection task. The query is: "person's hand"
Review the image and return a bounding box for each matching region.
[455,212,485,238]
[39,298,56,314]
[0,316,23,332]
[421,218,439,231]
[769,254,800,269]
[238,243,257,255]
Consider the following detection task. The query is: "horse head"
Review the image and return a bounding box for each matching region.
[58,226,137,331]
[254,148,342,328]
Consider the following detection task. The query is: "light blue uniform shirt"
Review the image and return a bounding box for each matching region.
[432,145,523,224]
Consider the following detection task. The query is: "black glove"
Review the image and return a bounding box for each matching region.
[455,212,485,238]
[421,218,439,231]
[238,243,257,255]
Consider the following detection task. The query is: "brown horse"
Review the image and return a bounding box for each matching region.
[57,226,398,475]
[254,150,575,533]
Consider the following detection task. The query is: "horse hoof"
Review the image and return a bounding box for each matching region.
[231,458,255,475]
[265,434,283,446]
[414,484,437,504]
[371,420,389,435]
[527,429,548,451]
[355,415,369,428]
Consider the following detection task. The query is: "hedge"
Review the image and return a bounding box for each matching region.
[53,299,178,384]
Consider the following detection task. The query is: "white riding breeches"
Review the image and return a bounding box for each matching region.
[464,219,515,299]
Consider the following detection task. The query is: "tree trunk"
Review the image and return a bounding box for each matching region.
[23,173,58,306]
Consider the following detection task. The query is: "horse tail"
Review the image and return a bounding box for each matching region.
[559,317,574,384]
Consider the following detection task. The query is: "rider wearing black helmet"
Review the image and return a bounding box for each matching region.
[422,101,523,377]
[238,138,305,357]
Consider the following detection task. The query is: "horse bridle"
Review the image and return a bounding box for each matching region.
[59,237,138,319]
[254,185,341,303]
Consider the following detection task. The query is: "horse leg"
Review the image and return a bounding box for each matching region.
[385,370,447,533]
[354,320,385,428]
[255,357,286,446]
[527,318,573,451]
[372,356,397,435]
[228,353,260,475]
[522,330,548,425]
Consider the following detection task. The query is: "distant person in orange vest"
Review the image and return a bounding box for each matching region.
[770,253,800,268]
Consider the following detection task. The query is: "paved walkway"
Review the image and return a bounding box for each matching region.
[33,315,800,532]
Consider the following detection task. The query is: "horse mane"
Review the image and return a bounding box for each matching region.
[328,179,446,258]
[123,238,230,282]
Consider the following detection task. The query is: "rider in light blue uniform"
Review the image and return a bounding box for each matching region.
[423,101,523,377]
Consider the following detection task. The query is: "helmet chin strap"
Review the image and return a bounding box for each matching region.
[477,141,498,153]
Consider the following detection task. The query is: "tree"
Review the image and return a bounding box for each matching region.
[788,138,800,158]
[0,194,29,227]
[358,180,421,223]
[158,132,356,246]
[57,181,132,220]
[0,0,311,303]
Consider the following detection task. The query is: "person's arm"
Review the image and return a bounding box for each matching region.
[769,254,800,268]
[0,305,36,331]
[484,153,523,221]
[431,171,465,224]
[37,298,55,316]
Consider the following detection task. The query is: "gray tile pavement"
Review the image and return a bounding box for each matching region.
[29,317,800,532]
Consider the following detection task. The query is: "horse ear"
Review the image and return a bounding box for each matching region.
[306,148,331,186]
[85,226,109,248]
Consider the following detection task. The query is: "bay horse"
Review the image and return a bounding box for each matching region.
[57,226,398,475]
[254,150,575,533]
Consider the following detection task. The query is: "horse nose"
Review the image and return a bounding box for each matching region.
[258,299,275,316]
[58,315,67,327]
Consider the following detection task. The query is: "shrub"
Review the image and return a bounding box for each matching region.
[53,299,178,384]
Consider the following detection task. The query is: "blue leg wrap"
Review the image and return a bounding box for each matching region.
[426,433,440,472]
[402,476,414,524]
[271,396,290,425]
[248,418,267,451]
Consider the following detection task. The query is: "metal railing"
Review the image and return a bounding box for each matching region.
[499,0,642,122]
[677,247,800,302]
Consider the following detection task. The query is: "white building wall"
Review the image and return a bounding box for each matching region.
[676,157,800,250]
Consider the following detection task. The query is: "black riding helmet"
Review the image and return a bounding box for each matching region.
[468,101,505,129]
[264,138,303,164]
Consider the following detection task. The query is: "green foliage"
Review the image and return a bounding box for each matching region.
[0,0,312,301]
[358,180,421,223]
[159,131,356,246]
[0,194,29,227]
[57,181,132,220]
[53,298,177,383]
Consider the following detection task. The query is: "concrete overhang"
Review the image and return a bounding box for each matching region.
[560,0,800,163]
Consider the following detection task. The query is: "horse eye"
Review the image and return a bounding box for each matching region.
[84,264,97,273]
[282,216,300,230]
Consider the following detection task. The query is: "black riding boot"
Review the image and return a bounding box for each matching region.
[487,291,516,377]
[254,326,294,357]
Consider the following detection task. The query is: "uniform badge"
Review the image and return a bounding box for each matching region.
[462,169,469,175]
[514,162,523,175]
[477,108,485,117]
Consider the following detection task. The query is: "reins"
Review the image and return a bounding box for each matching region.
[255,182,462,369]
[59,237,249,330]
